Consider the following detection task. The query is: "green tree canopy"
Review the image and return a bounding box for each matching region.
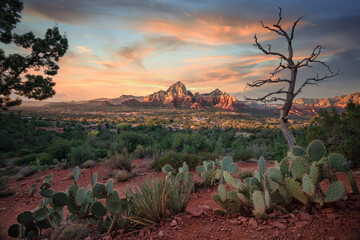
[0,0,68,110]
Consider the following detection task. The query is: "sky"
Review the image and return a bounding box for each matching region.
[3,0,360,101]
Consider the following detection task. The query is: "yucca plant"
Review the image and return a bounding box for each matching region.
[126,177,170,227]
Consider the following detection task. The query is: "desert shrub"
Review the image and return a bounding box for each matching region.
[52,223,89,240]
[115,170,131,182]
[18,167,36,178]
[233,149,253,162]
[16,149,32,156]
[13,153,37,166]
[0,176,14,197]
[33,153,52,165]
[47,137,71,160]
[68,144,95,166]
[93,148,107,159]
[82,160,96,168]
[106,151,132,171]
[238,169,253,179]
[246,143,269,159]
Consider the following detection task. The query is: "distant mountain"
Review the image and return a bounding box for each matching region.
[290,92,360,116]
[92,95,144,105]
[143,81,246,111]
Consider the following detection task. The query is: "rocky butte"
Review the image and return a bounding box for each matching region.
[143,81,246,111]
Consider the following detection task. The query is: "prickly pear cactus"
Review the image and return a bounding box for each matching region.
[324,181,345,203]
[292,146,307,157]
[328,153,347,172]
[290,157,309,180]
[307,140,325,162]
[284,177,308,206]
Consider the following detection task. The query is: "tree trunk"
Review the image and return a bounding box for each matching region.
[280,109,296,151]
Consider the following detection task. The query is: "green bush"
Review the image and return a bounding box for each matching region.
[68,144,95,166]
[47,137,71,160]
[106,151,132,171]
[233,149,253,162]
[13,153,37,166]
[93,148,107,159]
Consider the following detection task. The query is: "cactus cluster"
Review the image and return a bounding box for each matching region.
[196,156,239,187]
[8,174,67,239]
[213,140,359,219]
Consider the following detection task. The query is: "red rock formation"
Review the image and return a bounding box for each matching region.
[191,102,202,109]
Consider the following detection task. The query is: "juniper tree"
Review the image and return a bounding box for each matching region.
[0,0,68,111]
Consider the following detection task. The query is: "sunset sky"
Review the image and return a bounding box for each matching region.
[4,0,360,101]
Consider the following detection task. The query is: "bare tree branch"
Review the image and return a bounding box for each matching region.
[294,69,341,97]
[246,77,290,88]
[253,35,287,60]
[244,87,288,103]
[290,15,305,41]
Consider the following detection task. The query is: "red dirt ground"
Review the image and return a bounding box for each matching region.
[1,161,359,240]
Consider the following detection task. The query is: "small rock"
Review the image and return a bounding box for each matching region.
[170,220,177,227]
[322,207,334,213]
[187,208,203,217]
[299,212,313,222]
[158,230,164,237]
[295,221,309,228]
[229,219,240,225]
[326,213,337,220]
[269,221,287,230]
[288,216,299,223]
[199,205,211,211]
[249,218,258,228]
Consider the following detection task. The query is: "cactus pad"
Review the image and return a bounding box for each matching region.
[106,190,120,214]
[309,162,319,185]
[280,158,290,177]
[252,191,266,218]
[106,179,114,194]
[162,164,174,173]
[302,174,315,196]
[324,181,345,203]
[267,167,283,184]
[74,166,80,183]
[34,208,49,221]
[284,177,308,206]
[292,146,307,157]
[52,192,68,207]
[218,184,227,202]
[258,157,266,175]
[290,157,309,180]
[93,183,107,199]
[17,211,33,225]
[328,153,347,172]
[8,224,20,238]
[307,140,325,162]
[75,187,86,206]
[92,173,98,185]
[91,201,107,217]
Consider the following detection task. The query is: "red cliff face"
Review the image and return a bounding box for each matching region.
[190,102,202,109]
[291,92,360,116]
[143,82,246,111]
[215,93,244,111]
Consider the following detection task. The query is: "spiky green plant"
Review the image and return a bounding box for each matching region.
[126,177,170,227]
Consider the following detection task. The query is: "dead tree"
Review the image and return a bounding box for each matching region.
[245,8,340,151]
